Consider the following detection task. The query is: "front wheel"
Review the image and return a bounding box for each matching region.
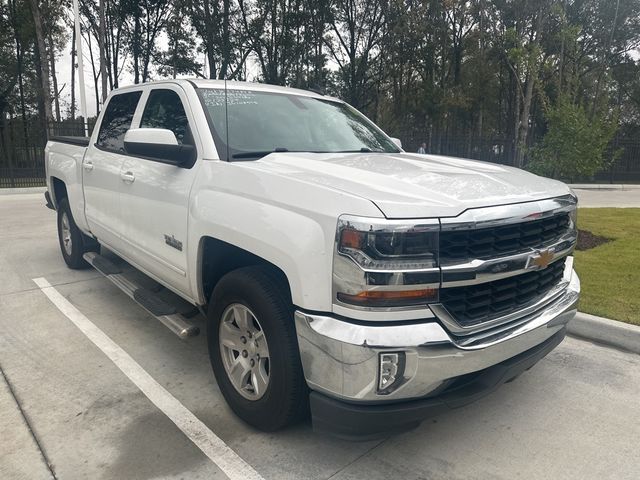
[207,266,308,431]
[56,198,96,269]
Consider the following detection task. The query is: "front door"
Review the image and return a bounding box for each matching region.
[118,86,201,297]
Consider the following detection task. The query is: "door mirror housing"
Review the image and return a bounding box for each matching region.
[124,128,196,166]
[390,137,403,150]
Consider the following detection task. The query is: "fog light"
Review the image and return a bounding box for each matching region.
[378,352,405,394]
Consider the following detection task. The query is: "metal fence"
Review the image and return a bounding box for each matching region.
[1,118,639,187]
[594,141,640,183]
[398,130,640,183]
[0,118,95,188]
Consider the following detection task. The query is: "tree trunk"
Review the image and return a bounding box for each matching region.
[70,24,76,120]
[28,0,53,136]
[33,44,48,142]
[515,70,535,168]
[591,0,620,119]
[9,0,31,162]
[48,33,61,122]
[133,13,141,84]
[220,0,231,79]
[99,0,108,101]
[514,11,544,168]
[104,3,113,90]
[108,4,120,89]
[84,26,101,115]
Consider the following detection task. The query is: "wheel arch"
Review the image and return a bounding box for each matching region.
[50,176,68,208]
[197,236,293,308]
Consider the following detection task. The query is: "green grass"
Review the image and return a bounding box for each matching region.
[574,208,640,325]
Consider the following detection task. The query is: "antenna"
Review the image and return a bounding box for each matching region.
[224,77,230,161]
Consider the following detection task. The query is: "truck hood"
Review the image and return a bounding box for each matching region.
[246,152,572,218]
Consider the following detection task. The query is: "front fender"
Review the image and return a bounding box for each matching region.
[189,190,335,310]
[187,162,383,311]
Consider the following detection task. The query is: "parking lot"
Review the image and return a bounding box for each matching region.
[2,192,640,480]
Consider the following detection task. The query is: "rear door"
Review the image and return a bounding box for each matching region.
[83,90,142,248]
[118,85,201,297]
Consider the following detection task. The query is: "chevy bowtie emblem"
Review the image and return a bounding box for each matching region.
[529,249,554,269]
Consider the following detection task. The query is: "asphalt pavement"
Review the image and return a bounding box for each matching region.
[1,192,639,480]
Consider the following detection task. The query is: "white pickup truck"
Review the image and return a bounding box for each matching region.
[45,80,580,439]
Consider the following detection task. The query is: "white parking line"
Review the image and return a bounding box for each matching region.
[32,277,264,480]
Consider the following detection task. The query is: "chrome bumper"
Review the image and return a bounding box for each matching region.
[295,265,580,403]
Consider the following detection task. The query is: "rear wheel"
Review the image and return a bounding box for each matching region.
[56,198,97,269]
[207,266,308,431]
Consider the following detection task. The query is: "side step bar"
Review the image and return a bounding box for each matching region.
[83,252,200,339]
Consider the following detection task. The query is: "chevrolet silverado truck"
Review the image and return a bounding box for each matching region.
[44,80,580,439]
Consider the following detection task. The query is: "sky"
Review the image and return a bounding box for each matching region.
[55,29,262,118]
[55,32,204,118]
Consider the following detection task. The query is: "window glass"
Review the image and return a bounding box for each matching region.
[140,89,191,145]
[96,91,142,151]
[199,89,399,160]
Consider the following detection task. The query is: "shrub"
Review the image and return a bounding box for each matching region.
[528,97,619,180]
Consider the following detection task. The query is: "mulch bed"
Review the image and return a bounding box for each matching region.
[576,229,612,251]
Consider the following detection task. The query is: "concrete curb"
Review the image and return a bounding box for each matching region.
[0,187,46,195]
[569,183,640,191]
[568,312,640,354]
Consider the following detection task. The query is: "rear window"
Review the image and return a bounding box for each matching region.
[97,91,142,152]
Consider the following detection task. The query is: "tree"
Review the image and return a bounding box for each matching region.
[325,0,386,109]
[125,0,172,83]
[157,0,201,78]
[27,0,53,128]
[3,0,640,184]
[188,0,241,79]
[105,0,129,89]
[99,0,107,101]
[498,1,551,168]
[529,95,619,180]
[238,0,301,85]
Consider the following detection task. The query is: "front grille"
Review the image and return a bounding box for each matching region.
[440,213,570,262]
[440,258,566,327]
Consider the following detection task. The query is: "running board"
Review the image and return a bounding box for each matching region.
[83,252,200,339]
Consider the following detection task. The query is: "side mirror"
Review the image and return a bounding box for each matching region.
[124,128,195,166]
[390,137,403,150]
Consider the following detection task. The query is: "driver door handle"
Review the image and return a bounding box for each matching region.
[83,161,94,171]
[120,171,135,183]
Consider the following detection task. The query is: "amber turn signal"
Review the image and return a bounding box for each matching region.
[340,229,364,249]
[337,288,438,307]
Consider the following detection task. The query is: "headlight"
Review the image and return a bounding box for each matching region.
[333,215,440,309]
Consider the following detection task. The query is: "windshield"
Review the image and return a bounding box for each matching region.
[198,88,400,160]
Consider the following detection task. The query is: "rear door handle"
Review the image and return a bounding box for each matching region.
[83,161,94,171]
[120,171,135,183]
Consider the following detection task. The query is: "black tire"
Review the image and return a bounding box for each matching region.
[56,197,97,269]
[207,265,308,431]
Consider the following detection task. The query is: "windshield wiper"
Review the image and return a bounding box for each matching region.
[232,147,290,159]
[332,147,382,153]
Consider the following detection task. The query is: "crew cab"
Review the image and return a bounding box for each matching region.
[44,80,580,439]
